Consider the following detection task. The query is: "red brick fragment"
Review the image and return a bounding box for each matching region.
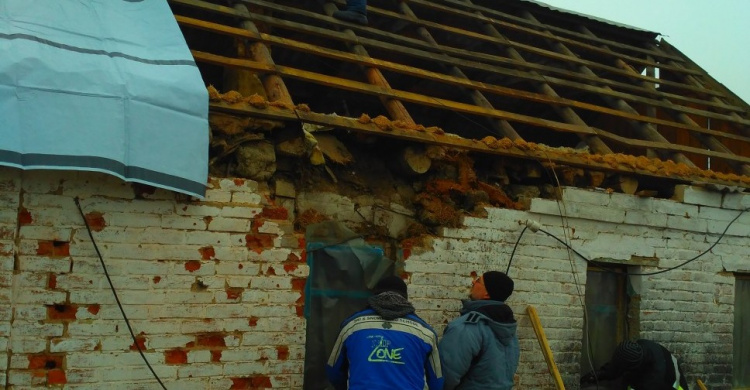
[245,234,274,254]
[18,207,33,225]
[164,349,187,365]
[211,350,222,363]
[153,276,161,284]
[248,316,259,327]
[199,246,215,260]
[260,206,288,220]
[87,305,100,315]
[27,354,63,370]
[226,287,243,300]
[130,333,147,351]
[47,304,78,321]
[37,241,70,257]
[197,334,226,348]
[47,369,67,385]
[230,375,272,389]
[84,212,106,232]
[290,278,307,292]
[48,274,57,289]
[184,260,201,272]
[276,346,289,361]
[266,266,276,276]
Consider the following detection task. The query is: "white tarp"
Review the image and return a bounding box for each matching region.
[0,0,208,198]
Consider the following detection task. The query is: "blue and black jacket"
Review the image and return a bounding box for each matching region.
[326,307,443,390]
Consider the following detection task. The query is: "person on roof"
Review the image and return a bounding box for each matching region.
[580,339,689,390]
[439,271,520,389]
[332,0,368,25]
[326,275,443,390]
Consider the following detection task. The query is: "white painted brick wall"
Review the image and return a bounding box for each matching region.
[1,169,747,389]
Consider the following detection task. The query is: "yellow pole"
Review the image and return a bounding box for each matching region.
[696,379,708,390]
[526,305,566,390]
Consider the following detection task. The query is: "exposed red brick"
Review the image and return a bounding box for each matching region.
[203,216,213,226]
[184,260,201,272]
[238,264,244,269]
[260,206,288,220]
[245,234,274,254]
[283,264,298,273]
[248,316,259,327]
[402,247,412,260]
[286,253,300,263]
[298,237,306,249]
[230,376,272,389]
[295,295,305,318]
[48,274,57,289]
[233,178,244,186]
[290,277,307,292]
[129,333,147,351]
[164,349,187,365]
[276,346,289,361]
[197,334,226,348]
[38,241,68,256]
[27,354,63,370]
[153,276,161,284]
[211,350,222,363]
[18,207,33,225]
[185,342,196,348]
[226,287,243,300]
[266,266,276,276]
[47,369,67,385]
[199,246,215,260]
[47,304,77,321]
[470,270,478,278]
[87,305,100,315]
[84,212,106,232]
[300,250,307,263]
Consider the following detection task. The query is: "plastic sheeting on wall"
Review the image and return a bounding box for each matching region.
[302,221,393,390]
[0,0,208,198]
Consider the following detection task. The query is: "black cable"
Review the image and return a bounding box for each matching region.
[74,197,167,390]
[506,225,528,274]
[535,206,748,276]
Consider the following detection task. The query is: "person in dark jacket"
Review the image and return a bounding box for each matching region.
[439,271,520,390]
[332,0,367,25]
[326,275,443,390]
[580,339,689,390]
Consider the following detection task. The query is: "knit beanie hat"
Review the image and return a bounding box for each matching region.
[483,271,514,301]
[373,276,408,299]
[614,341,644,369]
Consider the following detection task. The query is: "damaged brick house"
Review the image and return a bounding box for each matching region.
[1,0,749,389]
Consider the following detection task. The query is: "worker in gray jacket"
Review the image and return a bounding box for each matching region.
[439,271,520,389]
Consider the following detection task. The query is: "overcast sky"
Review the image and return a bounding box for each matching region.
[537,0,750,104]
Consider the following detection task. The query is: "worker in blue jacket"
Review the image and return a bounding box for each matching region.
[326,275,443,390]
[439,271,520,389]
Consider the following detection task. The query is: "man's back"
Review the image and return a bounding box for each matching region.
[327,309,442,389]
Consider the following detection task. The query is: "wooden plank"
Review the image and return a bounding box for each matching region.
[196,50,750,166]
[526,306,566,390]
[244,0,720,100]
[429,0,683,62]
[170,0,749,116]
[175,15,750,143]
[207,101,750,189]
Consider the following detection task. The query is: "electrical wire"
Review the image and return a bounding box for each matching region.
[74,198,167,390]
[534,205,748,276]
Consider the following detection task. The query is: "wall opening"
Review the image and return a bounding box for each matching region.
[581,265,629,389]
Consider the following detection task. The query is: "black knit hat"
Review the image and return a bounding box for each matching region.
[614,341,644,369]
[483,271,514,301]
[373,276,408,299]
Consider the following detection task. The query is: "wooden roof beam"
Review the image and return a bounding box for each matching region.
[574,26,750,176]
[396,1,521,140]
[321,2,414,124]
[521,10,696,168]
[193,51,750,167]
[462,0,613,155]
[233,3,293,105]
[174,15,750,146]
[171,0,749,117]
